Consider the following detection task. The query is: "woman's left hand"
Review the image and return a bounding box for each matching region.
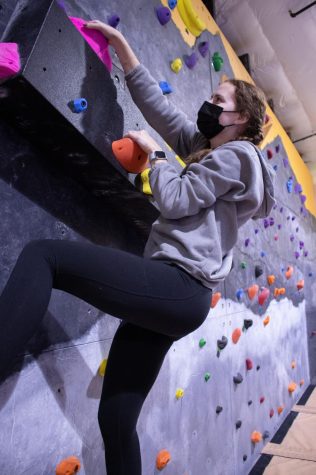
[124,130,163,155]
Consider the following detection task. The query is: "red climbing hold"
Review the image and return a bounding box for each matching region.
[258,287,270,306]
[269,409,274,418]
[246,358,253,370]
[267,149,273,159]
[260,396,265,404]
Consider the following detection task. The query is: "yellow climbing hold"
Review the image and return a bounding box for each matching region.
[98,358,108,377]
[176,388,184,399]
[177,0,206,37]
[140,167,153,195]
[170,57,183,73]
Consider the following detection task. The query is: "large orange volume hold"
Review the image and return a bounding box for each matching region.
[112,138,148,173]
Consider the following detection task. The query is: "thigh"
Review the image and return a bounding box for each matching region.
[46,239,211,338]
[100,320,175,405]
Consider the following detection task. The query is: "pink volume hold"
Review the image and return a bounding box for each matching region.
[68,17,112,72]
[0,43,21,80]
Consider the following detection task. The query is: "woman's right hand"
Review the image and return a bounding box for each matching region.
[84,20,122,45]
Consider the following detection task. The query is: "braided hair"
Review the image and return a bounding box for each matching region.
[184,79,266,166]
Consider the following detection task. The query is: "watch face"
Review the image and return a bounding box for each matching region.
[155,151,166,158]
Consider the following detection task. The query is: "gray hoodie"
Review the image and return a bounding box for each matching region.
[125,64,276,290]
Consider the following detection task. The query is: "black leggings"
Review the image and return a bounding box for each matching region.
[0,239,212,474]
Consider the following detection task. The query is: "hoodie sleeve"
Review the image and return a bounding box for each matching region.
[149,143,265,220]
[125,64,200,158]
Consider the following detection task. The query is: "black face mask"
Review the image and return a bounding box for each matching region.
[197,101,239,140]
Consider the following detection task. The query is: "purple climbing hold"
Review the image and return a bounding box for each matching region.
[273,165,278,171]
[263,218,269,229]
[280,207,283,213]
[260,251,266,257]
[108,13,120,28]
[299,241,304,249]
[198,41,209,57]
[245,238,250,247]
[290,234,294,242]
[184,52,198,69]
[269,216,274,226]
[304,251,309,257]
[294,183,303,194]
[296,226,299,232]
[254,228,259,234]
[292,216,296,221]
[275,144,280,153]
[283,158,289,167]
[156,6,171,25]
[294,251,300,259]
[278,224,282,229]
[300,194,306,204]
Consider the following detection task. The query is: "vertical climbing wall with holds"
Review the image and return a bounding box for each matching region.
[0,1,315,475]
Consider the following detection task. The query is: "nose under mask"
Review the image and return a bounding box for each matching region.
[197,101,238,140]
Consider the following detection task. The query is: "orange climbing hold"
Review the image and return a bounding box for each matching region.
[263,316,270,326]
[247,284,259,300]
[211,292,221,308]
[285,265,294,279]
[56,456,81,475]
[288,382,297,393]
[277,406,284,414]
[300,379,304,386]
[291,360,296,369]
[156,449,171,470]
[112,138,148,173]
[297,279,304,290]
[267,275,275,286]
[232,328,242,344]
[251,431,262,444]
[274,287,286,297]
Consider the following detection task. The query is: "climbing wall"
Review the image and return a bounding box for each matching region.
[0,1,315,474]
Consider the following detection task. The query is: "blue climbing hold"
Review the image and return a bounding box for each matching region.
[159,81,173,94]
[287,177,293,193]
[168,0,177,9]
[236,289,244,300]
[69,98,88,113]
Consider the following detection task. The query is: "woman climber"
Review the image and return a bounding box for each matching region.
[0,19,275,475]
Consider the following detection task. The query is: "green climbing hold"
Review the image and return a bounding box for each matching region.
[204,372,211,382]
[212,52,224,72]
[199,338,206,348]
[241,261,247,269]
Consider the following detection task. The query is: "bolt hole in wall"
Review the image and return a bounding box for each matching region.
[43,67,47,72]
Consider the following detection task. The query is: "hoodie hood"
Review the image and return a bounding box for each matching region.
[249,143,276,220]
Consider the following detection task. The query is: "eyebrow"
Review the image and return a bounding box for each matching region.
[211,93,225,101]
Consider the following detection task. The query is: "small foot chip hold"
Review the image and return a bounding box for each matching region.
[56,456,81,475]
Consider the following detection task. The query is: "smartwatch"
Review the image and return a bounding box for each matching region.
[149,150,167,163]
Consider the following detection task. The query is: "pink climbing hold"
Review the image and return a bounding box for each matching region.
[258,287,270,306]
[68,17,112,71]
[0,43,21,81]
